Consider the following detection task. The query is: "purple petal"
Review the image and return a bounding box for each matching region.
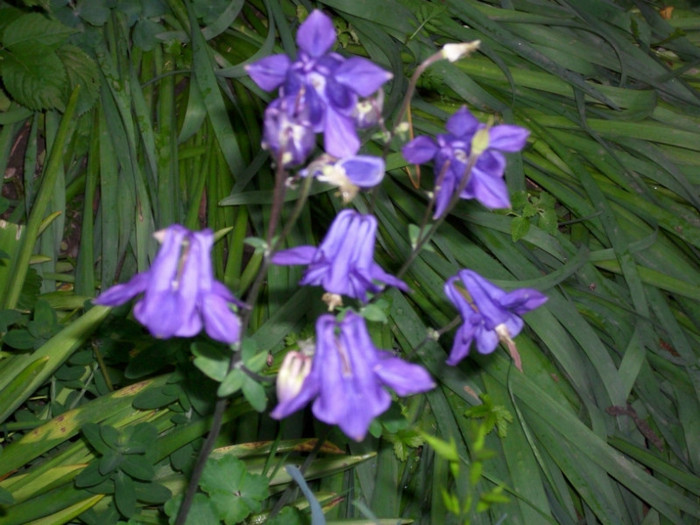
[369,265,409,293]
[323,109,360,158]
[446,322,477,365]
[458,270,509,328]
[271,246,317,265]
[338,155,385,188]
[334,57,392,96]
[446,107,479,137]
[402,136,438,164]
[474,325,500,354]
[245,54,291,91]
[488,124,530,152]
[200,292,241,344]
[93,273,149,306]
[270,374,319,420]
[297,10,336,58]
[500,288,548,314]
[374,354,435,396]
[463,154,511,209]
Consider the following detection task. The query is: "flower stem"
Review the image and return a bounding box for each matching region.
[174,158,316,525]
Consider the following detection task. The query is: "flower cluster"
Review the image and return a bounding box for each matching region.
[95,10,548,444]
[94,225,242,345]
[402,106,530,217]
[246,10,392,164]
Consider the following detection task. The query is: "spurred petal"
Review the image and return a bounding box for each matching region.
[334,56,392,96]
[446,106,479,137]
[374,353,435,396]
[93,273,149,306]
[402,136,438,164]
[271,246,317,265]
[296,10,336,58]
[245,54,291,91]
[500,288,548,314]
[488,124,530,152]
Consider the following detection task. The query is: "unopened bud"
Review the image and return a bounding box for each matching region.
[276,351,313,403]
[441,41,481,63]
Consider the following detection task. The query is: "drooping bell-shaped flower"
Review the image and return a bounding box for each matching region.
[94,225,243,344]
[246,10,392,158]
[402,106,529,218]
[271,209,407,302]
[271,312,435,441]
[444,269,547,367]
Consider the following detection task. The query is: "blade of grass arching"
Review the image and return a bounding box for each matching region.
[183,129,212,230]
[74,110,99,296]
[480,373,554,524]
[443,0,618,108]
[486,352,700,523]
[2,88,79,310]
[188,4,244,181]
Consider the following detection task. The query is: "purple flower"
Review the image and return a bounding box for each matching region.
[444,269,547,366]
[94,225,242,344]
[402,106,529,218]
[262,95,316,167]
[246,10,392,158]
[271,209,407,302]
[271,312,435,441]
[302,154,385,202]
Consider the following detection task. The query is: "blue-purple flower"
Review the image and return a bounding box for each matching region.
[444,269,547,366]
[94,225,242,344]
[246,10,392,158]
[271,209,407,302]
[402,106,529,218]
[271,311,435,440]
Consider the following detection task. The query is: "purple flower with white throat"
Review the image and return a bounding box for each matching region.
[94,225,243,344]
[444,269,547,369]
[271,312,435,441]
[402,106,529,218]
[271,209,407,303]
[246,10,392,158]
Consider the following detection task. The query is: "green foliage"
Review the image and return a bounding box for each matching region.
[165,455,270,525]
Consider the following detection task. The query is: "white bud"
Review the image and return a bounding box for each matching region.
[441,41,481,62]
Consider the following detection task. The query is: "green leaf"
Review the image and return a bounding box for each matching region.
[420,433,459,462]
[2,13,75,47]
[3,329,37,349]
[56,44,100,115]
[538,208,559,235]
[76,0,111,26]
[0,485,13,505]
[360,303,389,323]
[1,43,68,110]
[120,456,155,482]
[82,422,112,455]
[200,455,270,525]
[132,386,179,410]
[241,374,267,412]
[114,471,137,518]
[510,216,531,242]
[192,343,230,382]
[75,461,108,488]
[218,368,244,397]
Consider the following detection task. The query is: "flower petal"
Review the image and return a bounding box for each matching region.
[323,108,360,158]
[334,56,392,96]
[245,54,291,91]
[201,292,241,344]
[402,136,438,164]
[93,273,149,306]
[446,106,479,137]
[296,10,336,58]
[271,246,317,265]
[374,353,435,396]
[338,155,385,188]
[500,288,548,314]
[488,124,530,152]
